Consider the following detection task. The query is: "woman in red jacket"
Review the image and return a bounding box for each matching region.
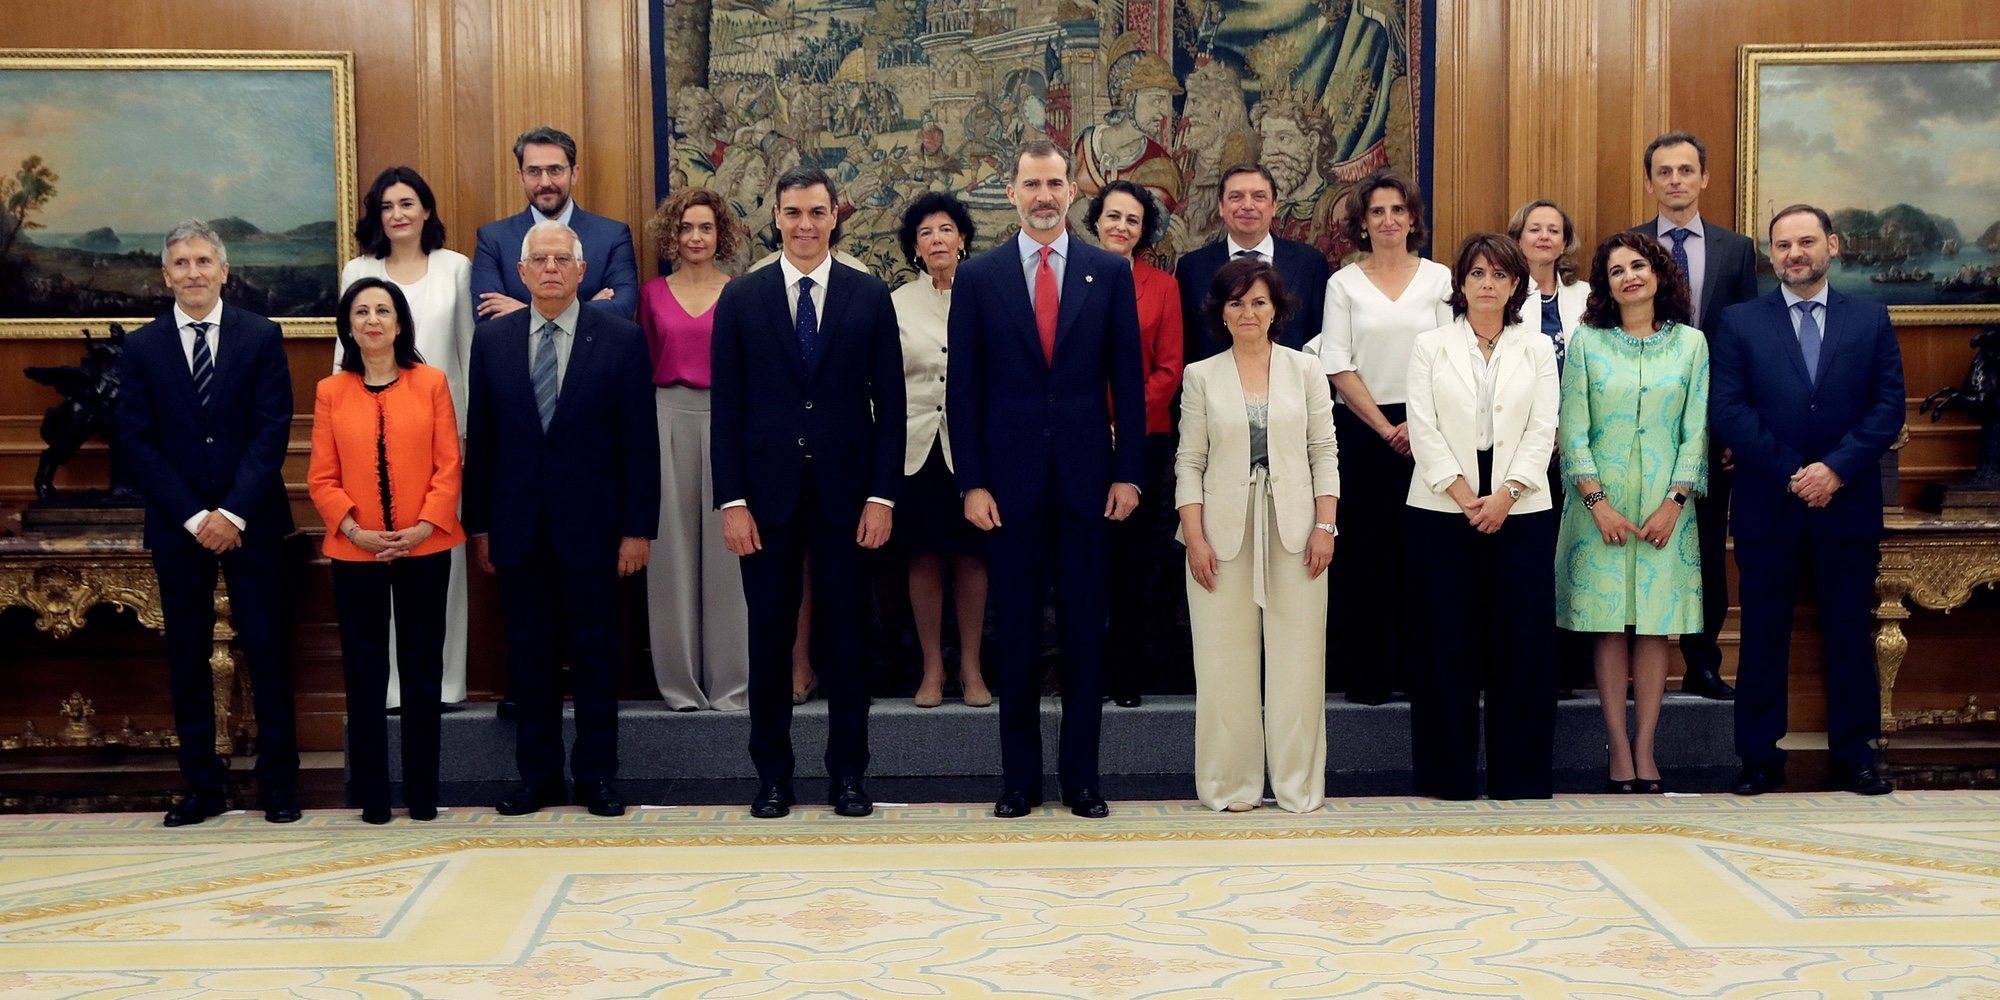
[309,277,465,824]
[1088,179,1185,706]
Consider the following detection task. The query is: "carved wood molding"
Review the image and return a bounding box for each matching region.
[490,0,586,221]
[1627,0,1671,223]
[1506,0,1598,220]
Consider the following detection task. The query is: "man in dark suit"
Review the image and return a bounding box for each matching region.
[473,126,640,322]
[115,220,299,826]
[1710,204,1903,797]
[711,166,904,820]
[1629,131,1760,701]
[949,139,1146,819]
[1176,163,1330,360]
[463,219,659,817]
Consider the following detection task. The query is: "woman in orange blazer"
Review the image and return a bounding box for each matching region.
[309,277,465,824]
[1089,179,1186,706]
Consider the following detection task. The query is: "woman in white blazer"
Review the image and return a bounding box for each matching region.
[1177,257,1340,813]
[1403,233,1561,801]
[892,193,993,708]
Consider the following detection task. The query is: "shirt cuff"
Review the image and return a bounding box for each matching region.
[722,499,748,509]
[866,497,895,509]
[215,509,246,532]
[182,511,208,536]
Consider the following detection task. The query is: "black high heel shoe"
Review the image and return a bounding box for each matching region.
[1635,776,1666,795]
[1605,777,1637,794]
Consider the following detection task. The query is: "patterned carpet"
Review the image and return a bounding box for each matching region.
[4,793,2000,998]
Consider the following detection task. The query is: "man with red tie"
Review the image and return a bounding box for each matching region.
[947,140,1147,819]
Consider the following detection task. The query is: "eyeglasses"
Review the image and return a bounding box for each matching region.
[527,254,577,268]
[521,165,571,180]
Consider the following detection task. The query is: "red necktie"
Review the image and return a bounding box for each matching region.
[1035,246,1059,364]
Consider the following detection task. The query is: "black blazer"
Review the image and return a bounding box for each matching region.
[1176,236,1330,360]
[1709,288,1904,541]
[1628,217,1760,330]
[947,235,1145,518]
[710,260,905,527]
[115,305,294,549]
[462,303,659,571]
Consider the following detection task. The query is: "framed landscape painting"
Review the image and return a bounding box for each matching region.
[0,49,355,338]
[1739,42,2000,325]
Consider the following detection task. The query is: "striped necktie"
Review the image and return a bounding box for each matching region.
[188,321,214,412]
[531,320,560,431]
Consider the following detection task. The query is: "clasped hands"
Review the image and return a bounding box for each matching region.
[1587,498,1681,550]
[348,520,437,561]
[1789,462,1841,507]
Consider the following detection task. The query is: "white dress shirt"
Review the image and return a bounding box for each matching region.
[1464,327,1503,450]
[1225,231,1277,262]
[172,301,247,536]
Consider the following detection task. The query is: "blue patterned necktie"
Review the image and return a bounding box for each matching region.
[1794,301,1822,387]
[188,321,214,412]
[531,320,560,431]
[796,275,820,371]
[1665,228,1693,299]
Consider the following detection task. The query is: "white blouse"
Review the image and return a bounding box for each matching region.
[1316,259,1454,406]
[336,250,475,434]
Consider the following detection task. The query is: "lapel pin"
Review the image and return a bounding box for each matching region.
[1084,274,1094,283]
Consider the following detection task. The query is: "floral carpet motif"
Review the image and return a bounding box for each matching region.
[3,794,1999,998]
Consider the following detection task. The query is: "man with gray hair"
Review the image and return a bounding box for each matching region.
[464,219,659,817]
[473,125,639,321]
[115,219,300,826]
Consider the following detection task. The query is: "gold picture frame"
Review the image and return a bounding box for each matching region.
[1738,41,2000,326]
[0,49,357,339]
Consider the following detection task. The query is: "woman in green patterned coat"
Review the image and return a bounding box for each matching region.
[1555,232,1709,795]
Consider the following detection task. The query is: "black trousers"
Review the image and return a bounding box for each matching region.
[740,470,870,787]
[1733,532,1881,774]
[987,474,1109,798]
[1405,452,1558,800]
[1679,442,1733,674]
[497,521,622,788]
[1106,432,1179,700]
[151,532,297,794]
[1330,403,1413,702]
[331,551,450,811]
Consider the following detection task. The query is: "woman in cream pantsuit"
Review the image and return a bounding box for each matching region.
[1177,258,1340,813]
[1403,233,1561,801]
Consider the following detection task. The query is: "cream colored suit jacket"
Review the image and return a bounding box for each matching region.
[1174,346,1341,561]
[1404,317,1560,514]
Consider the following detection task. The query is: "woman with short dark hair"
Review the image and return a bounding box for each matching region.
[339,166,474,710]
[1403,233,1560,800]
[311,278,464,823]
[1178,257,1339,812]
[892,192,993,708]
[1555,232,1709,794]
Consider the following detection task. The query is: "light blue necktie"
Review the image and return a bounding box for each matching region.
[531,320,560,431]
[188,321,214,412]
[796,276,820,371]
[1794,301,1822,387]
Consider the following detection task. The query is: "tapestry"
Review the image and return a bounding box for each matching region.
[650,0,1435,279]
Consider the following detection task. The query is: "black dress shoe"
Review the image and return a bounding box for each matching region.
[261,788,303,824]
[1063,788,1110,819]
[496,781,567,816]
[575,781,626,817]
[1681,667,1735,700]
[994,791,1041,818]
[1835,767,1894,796]
[496,697,518,719]
[1111,694,1142,708]
[360,805,392,825]
[750,783,794,819]
[1733,765,1784,796]
[829,777,873,817]
[162,790,226,827]
[407,804,438,822]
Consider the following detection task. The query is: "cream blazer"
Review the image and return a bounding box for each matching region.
[1512,278,1589,349]
[891,279,952,474]
[1174,346,1341,561]
[1404,318,1560,514]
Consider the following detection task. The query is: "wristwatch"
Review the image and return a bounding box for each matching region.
[1667,490,1689,507]
[1502,482,1524,501]
[1314,521,1338,536]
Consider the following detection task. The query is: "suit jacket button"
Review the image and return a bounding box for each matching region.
[205,437,214,444]
[797,437,807,447]
[935,405,943,412]
[804,400,814,409]
[1044,429,1053,437]
[940,346,948,353]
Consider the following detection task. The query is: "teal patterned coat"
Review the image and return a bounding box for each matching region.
[1553,322,1710,634]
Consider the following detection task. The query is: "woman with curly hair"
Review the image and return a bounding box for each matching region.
[1555,232,1710,794]
[1088,179,1185,707]
[638,187,751,710]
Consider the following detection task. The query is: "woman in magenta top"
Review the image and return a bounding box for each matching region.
[639,188,750,710]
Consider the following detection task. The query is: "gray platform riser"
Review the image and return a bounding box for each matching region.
[369,695,1736,782]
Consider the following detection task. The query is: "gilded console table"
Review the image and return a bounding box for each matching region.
[0,530,247,755]
[1875,514,2000,733]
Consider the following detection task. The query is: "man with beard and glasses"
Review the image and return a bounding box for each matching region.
[948,140,1145,820]
[1176,164,1330,361]
[473,126,640,322]
[1709,204,1903,798]
[1628,131,1759,702]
